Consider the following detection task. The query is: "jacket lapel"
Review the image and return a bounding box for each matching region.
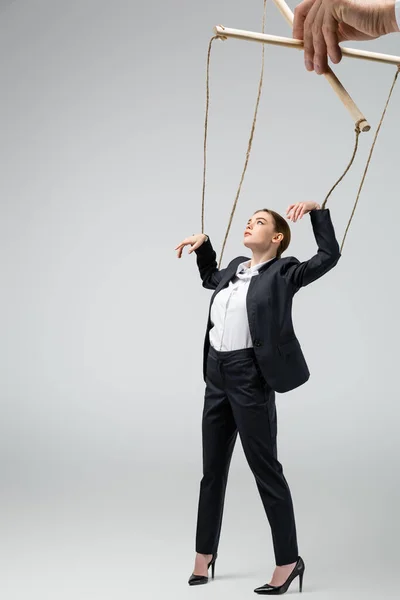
[210,257,248,305]
[209,255,280,309]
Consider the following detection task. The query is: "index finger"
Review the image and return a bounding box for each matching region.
[293,0,317,40]
[175,237,192,247]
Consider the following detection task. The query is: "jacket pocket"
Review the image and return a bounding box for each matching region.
[278,338,299,357]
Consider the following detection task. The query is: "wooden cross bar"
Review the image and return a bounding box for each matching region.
[213,0,400,132]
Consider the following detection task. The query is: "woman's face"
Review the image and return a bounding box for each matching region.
[243,211,282,251]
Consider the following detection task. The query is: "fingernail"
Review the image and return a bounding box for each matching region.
[314,64,322,74]
[305,60,313,71]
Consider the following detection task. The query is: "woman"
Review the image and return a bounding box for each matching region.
[174,201,341,595]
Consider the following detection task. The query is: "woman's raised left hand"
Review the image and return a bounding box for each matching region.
[286,201,320,222]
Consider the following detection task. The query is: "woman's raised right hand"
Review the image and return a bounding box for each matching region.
[174,233,207,258]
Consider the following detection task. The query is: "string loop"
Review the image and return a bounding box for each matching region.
[202,1,268,269]
[322,68,399,252]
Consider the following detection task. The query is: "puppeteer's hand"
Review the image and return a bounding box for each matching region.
[286,201,321,222]
[293,0,399,74]
[174,233,207,258]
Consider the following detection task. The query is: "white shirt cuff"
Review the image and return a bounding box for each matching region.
[396,0,400,30]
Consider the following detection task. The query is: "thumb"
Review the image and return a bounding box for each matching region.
[188,242,199,254]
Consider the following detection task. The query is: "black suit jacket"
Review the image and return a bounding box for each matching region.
[195,208,341,393]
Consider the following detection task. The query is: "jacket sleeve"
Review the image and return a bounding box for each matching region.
[282,208,341,289]
[194,237,228,290]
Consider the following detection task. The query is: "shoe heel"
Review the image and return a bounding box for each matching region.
[211,560,216,579]
[299,571,304,593]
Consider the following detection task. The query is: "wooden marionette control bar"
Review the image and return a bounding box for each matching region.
[270,0,370,133]
[214,14,400,132]
[213,26,400,67]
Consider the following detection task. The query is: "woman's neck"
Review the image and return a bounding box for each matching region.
[250,250,277,267]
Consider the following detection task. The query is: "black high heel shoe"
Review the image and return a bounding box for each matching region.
[254,556,305,595]
[188,552,218,586]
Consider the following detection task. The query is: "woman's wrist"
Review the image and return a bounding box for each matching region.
[192,233,209,242]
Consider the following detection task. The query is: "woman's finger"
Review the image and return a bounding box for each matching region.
[175,237,193,250]
[286,205,296,215]
[294,204,303,221]
[179,243,190,257]
[296,204,305,221]
[188,241,201,254]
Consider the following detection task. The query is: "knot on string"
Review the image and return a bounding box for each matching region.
[354,118,364,133]
[215,24,228,41]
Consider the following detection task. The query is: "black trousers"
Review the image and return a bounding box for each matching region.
[195,345,298,566]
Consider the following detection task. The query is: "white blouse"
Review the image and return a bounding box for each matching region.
[209,258,274,351]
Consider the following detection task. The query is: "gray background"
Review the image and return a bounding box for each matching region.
[1,0,399,598]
